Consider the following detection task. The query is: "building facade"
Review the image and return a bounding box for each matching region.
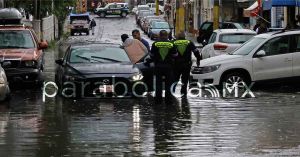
[0,0,4,8]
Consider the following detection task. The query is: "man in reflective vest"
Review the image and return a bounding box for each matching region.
[150,30,178,104]
[173,32,201,97]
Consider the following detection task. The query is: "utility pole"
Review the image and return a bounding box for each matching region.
[213,0,220,30]
[219,0,222,23]
[155,0,159,16]
[35,0,38,19]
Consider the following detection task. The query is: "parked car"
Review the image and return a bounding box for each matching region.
[0,8,48,85]
[147,3,164,14]
[201,29,256,59]
[136,5,150,15]
[55,43,149,98]
[132,7,138,14]
[197,21,245,44]
[190,30,300,90]
[148,21,172,40]
[0,63,10,101]
[144,18,165,34]
[69,13,91,36]
[136,11,154,27]
[140,15,163,32]
[95,3,129,18]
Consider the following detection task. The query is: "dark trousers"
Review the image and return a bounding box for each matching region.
[154,64,174,101]
[174,63,192,95]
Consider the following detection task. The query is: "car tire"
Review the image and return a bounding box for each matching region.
[100,12,106,18]
[220,72,251,96]
[86,30,89,35]
[71,30,75,36]
[121,12,127,17]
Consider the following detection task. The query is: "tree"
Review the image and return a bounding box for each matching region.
[53,0,77,38]
[6,0,76,38]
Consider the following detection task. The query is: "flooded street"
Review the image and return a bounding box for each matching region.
[1,15,300,157]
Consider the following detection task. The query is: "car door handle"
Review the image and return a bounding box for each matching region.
[285,58,292,62]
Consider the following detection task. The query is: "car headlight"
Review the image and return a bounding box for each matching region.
[65,68,83,81]
[130,73,144,81]
[24,61,37,67]
[192,65,221,74]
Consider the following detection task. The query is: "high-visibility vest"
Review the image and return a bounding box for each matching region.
[154,42,174,61]
[173,40,190,56]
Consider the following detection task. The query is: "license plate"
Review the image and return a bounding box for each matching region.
[99,85,113,93]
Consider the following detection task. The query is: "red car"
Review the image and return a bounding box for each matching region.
[0,25,48,85]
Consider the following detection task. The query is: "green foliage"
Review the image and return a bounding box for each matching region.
[6,0,77,38]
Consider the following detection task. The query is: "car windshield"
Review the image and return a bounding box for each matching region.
[70,16,89,23]
[138,7,150,11]
[141,12,153,17]
[231,37,266,55]
[153,22,169,29]
[201,23,212,30]
[219,34,256,44]
[69,47,131,63]
[234,24,244,29]
[0,30,35,49]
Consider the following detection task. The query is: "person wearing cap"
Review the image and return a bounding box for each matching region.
[149,30,177,104]
[173,31,201,97]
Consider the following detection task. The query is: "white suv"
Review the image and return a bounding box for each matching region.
[201,29,256,59]
[190,30,300,89]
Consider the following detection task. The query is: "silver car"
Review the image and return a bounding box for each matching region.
[201,29,256,59]
[0,63,9,101]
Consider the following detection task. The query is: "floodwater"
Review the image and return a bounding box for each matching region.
[0,15,300,157]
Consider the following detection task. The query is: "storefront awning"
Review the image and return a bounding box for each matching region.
[244,1,260,17]
[272,0,300,6]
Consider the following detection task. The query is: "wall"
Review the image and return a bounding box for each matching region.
[0,0,3,8]
[42,15,55,42]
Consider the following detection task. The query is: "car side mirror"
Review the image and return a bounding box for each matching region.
[256,50,266,57]
[38,41,48,50]
[55,59,64,65]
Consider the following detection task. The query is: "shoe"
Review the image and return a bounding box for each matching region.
[92,33,94,35]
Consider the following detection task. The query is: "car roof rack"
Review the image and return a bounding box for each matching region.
[271,28,300,35]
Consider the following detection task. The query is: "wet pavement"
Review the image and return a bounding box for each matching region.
[0,15,300,157]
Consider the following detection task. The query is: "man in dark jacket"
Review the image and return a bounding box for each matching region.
[150,30,178,103]
[173,32,201,97]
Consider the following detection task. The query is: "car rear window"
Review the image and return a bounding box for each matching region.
[219,33,255,44]
[138,7,150,11]
[69,47,131,63]
[153,22,169,29]
[0,30,35,49]
[201,23,212,30]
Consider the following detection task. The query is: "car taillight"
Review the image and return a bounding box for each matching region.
[213,43,228,50]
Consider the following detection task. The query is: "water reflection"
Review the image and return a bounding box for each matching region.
[152,98,192,156]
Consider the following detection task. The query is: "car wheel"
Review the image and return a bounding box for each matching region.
[221,72,250,96]
[100,12,106,18]
[121,12,127,17]
[86,30,89,35]
[71,30,75,36]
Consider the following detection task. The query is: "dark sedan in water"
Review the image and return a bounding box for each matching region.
[55,43,150,98]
